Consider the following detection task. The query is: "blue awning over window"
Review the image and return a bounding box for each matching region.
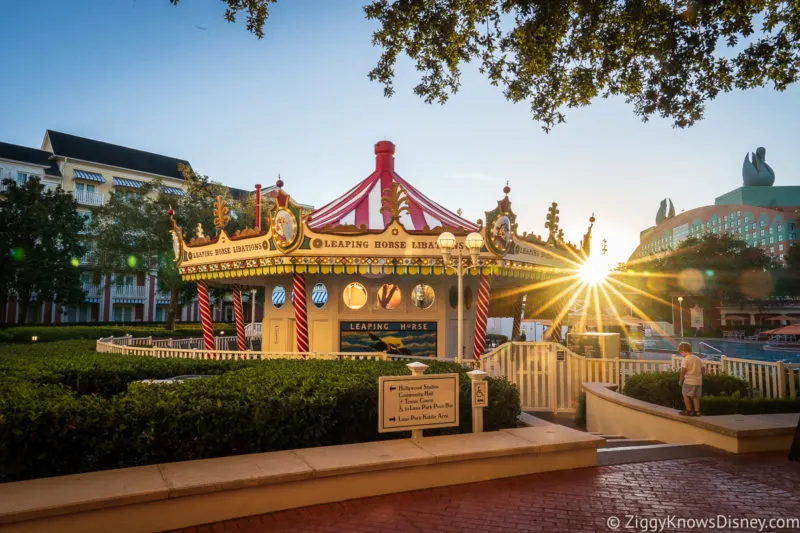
[160,186,185,196]
[73,170,106,183]
[113,177,146,189]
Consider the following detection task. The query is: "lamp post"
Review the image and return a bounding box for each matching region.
[677,296,684,339]
[437,231,485,364]
[249,289,256,351]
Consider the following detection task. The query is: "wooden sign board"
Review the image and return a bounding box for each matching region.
[378,374,459,433]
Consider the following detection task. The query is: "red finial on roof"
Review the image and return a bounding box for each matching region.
[503,181,511,195]
[276,175,284,189]
[375,140,395,171]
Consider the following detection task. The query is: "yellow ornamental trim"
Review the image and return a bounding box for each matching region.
[358,265,368,275]
[433,265,443,276]
[321,265,331,274]
[308,264,319,274]
[408,266,419,275]
[333,265,344,274]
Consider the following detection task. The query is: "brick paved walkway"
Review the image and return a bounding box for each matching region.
[167,453,800,533]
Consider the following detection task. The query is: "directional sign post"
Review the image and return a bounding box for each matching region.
[379,363,459,438]
[467,369,488,433]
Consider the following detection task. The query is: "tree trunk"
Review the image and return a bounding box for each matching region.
[166,286,179,331]
[18,293,29,326]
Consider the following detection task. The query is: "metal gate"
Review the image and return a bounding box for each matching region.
[481,342,675,413]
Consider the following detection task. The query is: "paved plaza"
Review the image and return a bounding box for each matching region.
[167,452,800,533]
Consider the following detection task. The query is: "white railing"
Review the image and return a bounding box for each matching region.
[244,322,262,339]
[479,342,799,413]
[73,190,105,206]
[80,253,97,265]
[81,283,101,298]
[113,285,146,299]
[96,335,387,361]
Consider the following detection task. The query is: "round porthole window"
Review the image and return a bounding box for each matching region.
[411,284,435,310]
[449,286,458,309]
[272,285,286,309]
[311,283,328,309]
[343,282,368,310]
[464,286,474,310]
[378,284,402,310]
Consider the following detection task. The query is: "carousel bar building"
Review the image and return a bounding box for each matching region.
[173,141,586,359]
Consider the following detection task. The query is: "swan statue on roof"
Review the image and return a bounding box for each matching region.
[742,147,775,186]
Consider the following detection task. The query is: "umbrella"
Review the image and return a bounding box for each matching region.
[765,324,800,336]
[764,314,800,322]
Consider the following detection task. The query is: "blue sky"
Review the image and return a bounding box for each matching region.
[1,0,798,264]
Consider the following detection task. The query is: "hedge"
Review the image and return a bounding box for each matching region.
[623,371,800,415]
[623,371,750,410]
[0,341,521,482]
[0,324,234,344]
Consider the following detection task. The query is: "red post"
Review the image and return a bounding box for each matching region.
[233,285,247,351]
[293,274,309,353]
[197,281,215,353]
[472,275,491,360]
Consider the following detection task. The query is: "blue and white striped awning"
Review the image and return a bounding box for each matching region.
[113,297,145,303]
[113,177,146,189]
[73,170,106,183]
[160,186,185,196]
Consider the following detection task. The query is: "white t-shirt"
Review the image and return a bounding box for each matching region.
[681,354,704,386]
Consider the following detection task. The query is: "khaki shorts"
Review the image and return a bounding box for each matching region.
[682,384,702,398]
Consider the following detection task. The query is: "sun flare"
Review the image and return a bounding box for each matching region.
[579,257,609,285]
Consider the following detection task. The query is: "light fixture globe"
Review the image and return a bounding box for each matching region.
[437,232,456,251]
[437,231,456,263]
[465,232,484,251]
[677,296,684,303]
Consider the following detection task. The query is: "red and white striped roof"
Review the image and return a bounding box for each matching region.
[308,141,479,233]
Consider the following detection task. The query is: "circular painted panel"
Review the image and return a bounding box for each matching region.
[343,282,368,310]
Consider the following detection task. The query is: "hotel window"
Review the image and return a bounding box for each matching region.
[113,305,135,322]
[779,244,784,251]
[790,233,796,240]
[778,224,783,232]
[780,254,785,261]
[74,182,96,194]
[16,171,39,186]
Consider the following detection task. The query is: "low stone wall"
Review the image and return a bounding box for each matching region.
[584,382,798,454]
[0,426,603,533]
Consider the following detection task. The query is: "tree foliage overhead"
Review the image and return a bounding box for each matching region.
[184,0,800,131]
[0,178,86,323]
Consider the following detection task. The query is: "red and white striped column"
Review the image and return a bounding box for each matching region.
[197,281,215,353]
[511,295,523,339]
[472,274,492,361]
[293,273,309,353]
[233,285,247,351]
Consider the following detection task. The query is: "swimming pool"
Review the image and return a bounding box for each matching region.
[642,337,800,364]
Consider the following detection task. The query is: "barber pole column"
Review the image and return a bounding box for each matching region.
[472,274,492,361]
[197,281,215,353]
[233,285,247,351]
[293,273,309,353]
[511,296,523,339]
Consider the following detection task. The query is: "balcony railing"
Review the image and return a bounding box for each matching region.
[81,283,102,298]
[113,285,146,299]
[80,253,97,265]
[73,190,105,206]
[155,291,172,301]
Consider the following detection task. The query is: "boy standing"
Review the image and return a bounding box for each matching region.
[678,342,705,416]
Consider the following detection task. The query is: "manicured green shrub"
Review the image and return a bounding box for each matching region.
[0,324,234,344]
[623,371,750,410]
[699,395,800,415]
[0,342,521,482]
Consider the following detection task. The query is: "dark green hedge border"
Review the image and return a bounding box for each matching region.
[0,324,234,344]
[0,341,521,482]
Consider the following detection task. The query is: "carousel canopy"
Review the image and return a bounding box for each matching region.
[307,141,479,233]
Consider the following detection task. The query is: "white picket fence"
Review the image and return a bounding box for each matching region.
[481,342,800,413]
[97,336,387,361]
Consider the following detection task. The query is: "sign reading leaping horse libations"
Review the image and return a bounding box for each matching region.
[378,374,459,433]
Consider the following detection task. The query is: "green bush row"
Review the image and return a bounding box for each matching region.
[0,324,234,344]
[699,394,800,415]
[0,342,521,482]
[623,371,750,410]
[623,371,800,414]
